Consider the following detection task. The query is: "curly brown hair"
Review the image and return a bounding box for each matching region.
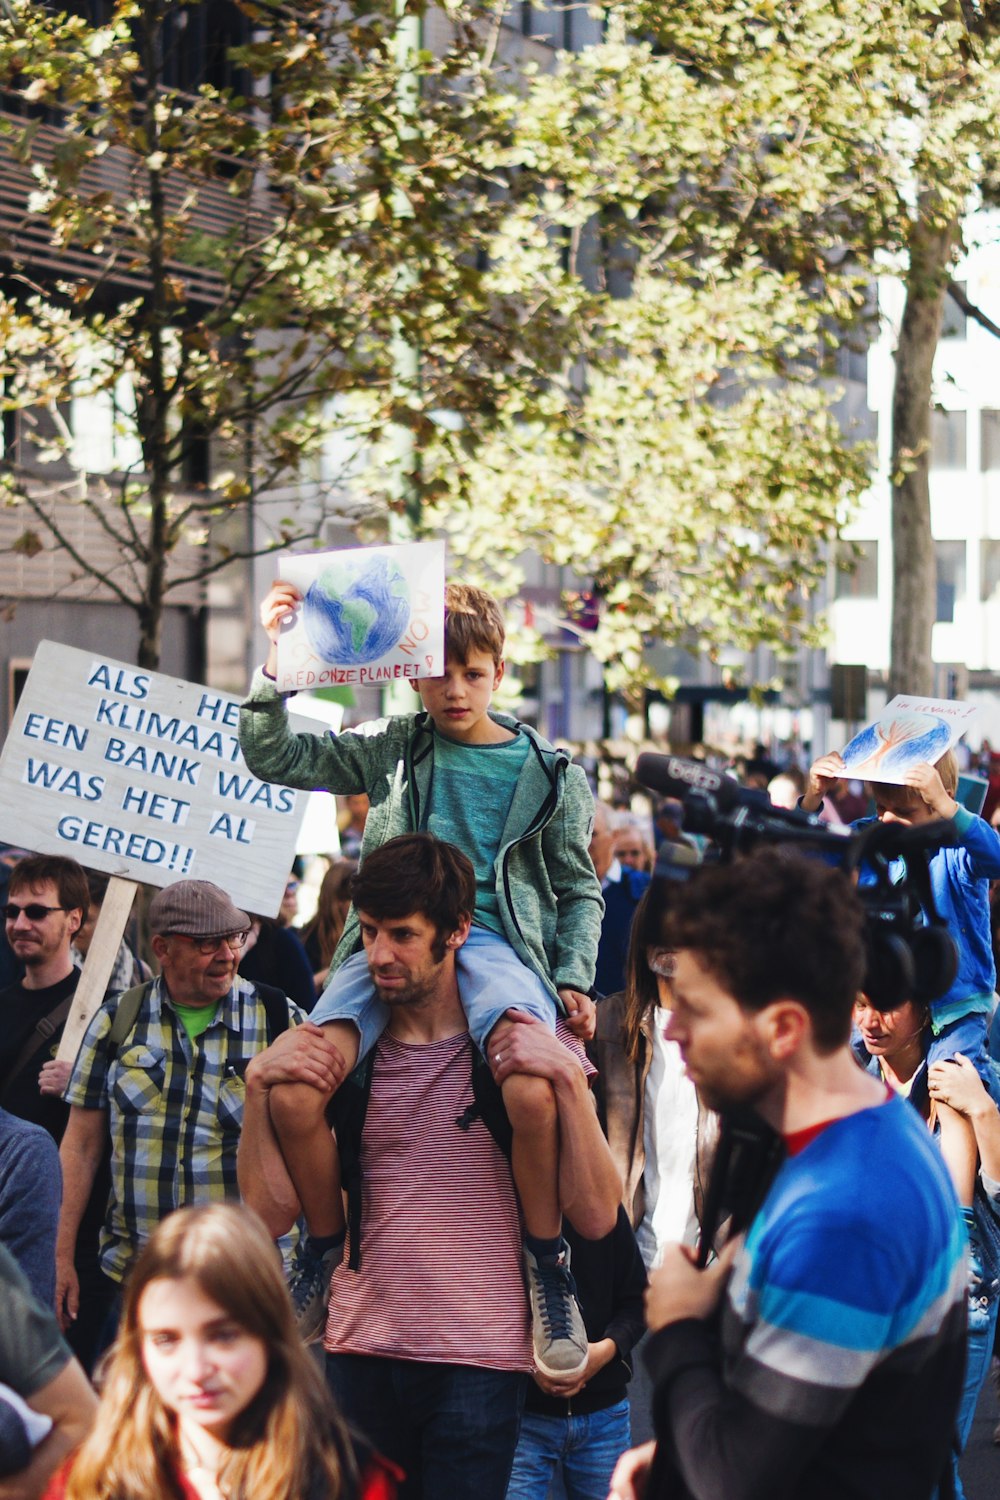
[661,848,867,1053]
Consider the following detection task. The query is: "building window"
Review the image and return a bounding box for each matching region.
[981,540,1000,602]
[982,410,1000,472]
[70,372,143,475]
[935,540,966,623]
[931,409,967,470]
[834,540,878,600]
[941,282,968,340]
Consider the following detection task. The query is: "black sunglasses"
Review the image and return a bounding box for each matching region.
[2,902,68,922]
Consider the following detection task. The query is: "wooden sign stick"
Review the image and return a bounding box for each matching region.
[57,876,139,1065]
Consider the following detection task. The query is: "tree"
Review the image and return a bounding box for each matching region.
[10,0,988,695]
[0,0,550,668]
[418,1,1000,696]
[512,0,1000,698]
[405,10,883,692]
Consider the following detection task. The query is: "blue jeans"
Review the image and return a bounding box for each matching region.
[951,1277,999,1500]
[505,1401,631,1500]
[326,1352,526,1500]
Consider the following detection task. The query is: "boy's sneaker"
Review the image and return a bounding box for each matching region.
[288,1235,344,1344]
[523,1241,588,1380]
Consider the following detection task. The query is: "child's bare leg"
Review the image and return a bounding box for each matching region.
[938,1101,978,1206]
[268,1020,360,1238]
[501,1072,561,1240]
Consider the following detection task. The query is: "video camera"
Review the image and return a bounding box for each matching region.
[636,752,959,1011]
[635,752,961,1266]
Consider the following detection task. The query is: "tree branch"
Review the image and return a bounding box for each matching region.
[948,278,1000,339]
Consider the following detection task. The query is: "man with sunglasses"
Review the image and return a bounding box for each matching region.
[55,878,302,1349]
[0,854,115,1368]
[0,855,89,1142]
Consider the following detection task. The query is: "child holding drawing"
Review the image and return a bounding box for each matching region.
[803,742,1000,1206]
[239,572,603,1378]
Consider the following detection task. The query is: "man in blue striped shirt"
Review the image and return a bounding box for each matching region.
[611,849,967,1500]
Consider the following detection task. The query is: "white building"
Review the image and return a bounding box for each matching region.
[830,215,1000,752]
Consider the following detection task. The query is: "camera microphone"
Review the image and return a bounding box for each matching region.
[635,752,755,814]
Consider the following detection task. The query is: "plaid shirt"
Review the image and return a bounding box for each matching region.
[64,975,302,1283]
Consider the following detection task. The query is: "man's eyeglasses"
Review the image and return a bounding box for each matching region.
[2,902,67,922]
[176,932,249,956]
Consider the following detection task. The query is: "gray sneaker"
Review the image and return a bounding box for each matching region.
[523,1242,588,1380]
[288,1236,343,1344]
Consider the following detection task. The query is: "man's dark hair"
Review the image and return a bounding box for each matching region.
[661,848,866,1052]
[10,854,89,923]
[350,834,474,956]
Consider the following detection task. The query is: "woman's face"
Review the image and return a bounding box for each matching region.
[854,997,926,1059]
[138,1276,269,1443]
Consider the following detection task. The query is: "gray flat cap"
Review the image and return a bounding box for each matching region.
[148,879,249,938]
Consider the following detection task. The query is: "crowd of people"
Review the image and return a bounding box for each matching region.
[0,578,997,1500]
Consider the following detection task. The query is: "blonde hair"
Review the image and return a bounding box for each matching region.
[866,747,959,808]
[444,583,505,667]
[64,1205,356,1500]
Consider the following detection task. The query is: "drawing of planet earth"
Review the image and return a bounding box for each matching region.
[841,711,951,780]
[301,554,411,665]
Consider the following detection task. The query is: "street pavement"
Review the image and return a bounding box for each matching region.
[962,1372,1000,1498]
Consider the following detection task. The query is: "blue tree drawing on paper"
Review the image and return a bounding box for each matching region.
[842,713,951,778]
[301,554,411,666]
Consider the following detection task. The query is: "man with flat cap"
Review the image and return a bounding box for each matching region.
[54,879,301,1341]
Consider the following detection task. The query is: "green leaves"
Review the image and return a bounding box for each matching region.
[0,0,992,678]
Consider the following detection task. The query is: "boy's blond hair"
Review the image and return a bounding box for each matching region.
[444,583,505,667]
[866,748,959,807]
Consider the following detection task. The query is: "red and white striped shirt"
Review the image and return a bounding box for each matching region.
[324,1030,533,1371]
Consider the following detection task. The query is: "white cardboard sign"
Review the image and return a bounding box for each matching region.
[0,641,316,916]
[274,540,445,695]
[840,694,977,784]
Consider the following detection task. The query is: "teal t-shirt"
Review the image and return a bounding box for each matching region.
[422,728,531,932]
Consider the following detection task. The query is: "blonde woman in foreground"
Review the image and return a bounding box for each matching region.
[43,1204,397,1500]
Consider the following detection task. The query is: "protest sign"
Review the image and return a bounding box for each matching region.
[0,640,318,916]
[274,539,445,695]
[840,694,977,784]
[58,877,138,1064]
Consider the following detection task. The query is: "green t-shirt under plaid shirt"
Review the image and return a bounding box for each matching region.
[63,974,302,1283]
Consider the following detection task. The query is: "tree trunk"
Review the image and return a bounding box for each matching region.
[136,7,169,674]
[888,205,960,699]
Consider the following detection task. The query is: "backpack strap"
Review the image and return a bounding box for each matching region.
[1,994,75,1090]
[108,978,290,1055]
[327,1053,375,1271]
[252,981,291,1042]
[456,1047,513,1159]
[107,979,155,1052]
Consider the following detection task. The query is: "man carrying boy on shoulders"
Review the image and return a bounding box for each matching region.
[239,579,604,1374]
[239,834,620,1500]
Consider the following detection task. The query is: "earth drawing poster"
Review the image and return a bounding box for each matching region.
[839,694,978,784]
[274,541,446,694]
